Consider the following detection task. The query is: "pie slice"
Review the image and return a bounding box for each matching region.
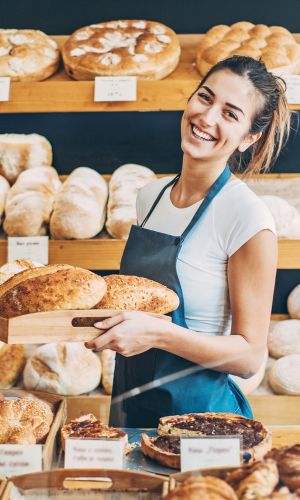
[141,433,180,469]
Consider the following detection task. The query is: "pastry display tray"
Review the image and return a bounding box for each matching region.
[0,310,171,344]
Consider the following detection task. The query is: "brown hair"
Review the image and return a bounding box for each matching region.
[194,55,291,176]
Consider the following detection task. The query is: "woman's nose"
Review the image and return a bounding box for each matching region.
[201,105,219,127]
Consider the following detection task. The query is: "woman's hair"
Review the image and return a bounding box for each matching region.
[194,55,291,176]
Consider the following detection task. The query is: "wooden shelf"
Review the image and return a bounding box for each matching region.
[1,34,300,113]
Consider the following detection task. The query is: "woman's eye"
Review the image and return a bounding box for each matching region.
[198,92,210,102]
[225,110,238,121]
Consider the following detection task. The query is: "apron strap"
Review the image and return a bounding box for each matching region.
[140,174,180,227]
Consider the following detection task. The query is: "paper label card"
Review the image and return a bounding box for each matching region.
[0,77,10,102]
[283,75,300,104]
[180,436,241,472]
[0,444,42,477]
[8,236,49,264]
[65,439,124,469]
[94,76,137,102]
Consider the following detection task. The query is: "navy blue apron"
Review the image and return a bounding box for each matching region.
[110,166,253,427]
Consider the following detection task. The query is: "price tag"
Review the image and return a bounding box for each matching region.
[0,77,10,102]
[8,236,49,264]
[0,445,42,477]
[65,439,124,469]
[283,75,300,104]
[94,76,137,102]
[180,436,241,472]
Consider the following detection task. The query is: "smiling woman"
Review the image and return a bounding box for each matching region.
[87,56,291,428]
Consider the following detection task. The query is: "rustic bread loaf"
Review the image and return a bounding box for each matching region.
[0,133,52,183]
[0,264,106,318]
[50,167,108,239]
[4,166,61,236]
[0,175,9,221]
[268,320,300,358]
[106,163,156,239]
[23,343,101,395]
[0,342,25,389]
[100,349,116,395]
[260,195,300,238]
[268,354,300,395]
[0,259,43,285]
[287,284,300,319]
[96,274,179,314]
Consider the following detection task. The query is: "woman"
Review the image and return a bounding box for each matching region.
[86,56,290,427]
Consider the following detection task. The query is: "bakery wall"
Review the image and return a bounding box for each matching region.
[3,0,300,313]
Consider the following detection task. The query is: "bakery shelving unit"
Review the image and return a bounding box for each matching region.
[1,34,300,113]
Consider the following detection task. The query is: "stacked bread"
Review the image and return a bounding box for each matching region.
[106,164,156,239]
[0,133,52,184]
[50,167,108,239]
[3,166,61,236]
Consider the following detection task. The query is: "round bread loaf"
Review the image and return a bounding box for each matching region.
[0,259,43,285]
[24,343,101,395]
[268,320,300,358]
[260,195,300,239]
[0,342,25,389]
[0,264,106,318]
[268,354,300,395]
[287,284,300,319]
[0,176,9,220]
[62,20,180,80]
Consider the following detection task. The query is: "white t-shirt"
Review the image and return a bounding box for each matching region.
[136,175,276,336]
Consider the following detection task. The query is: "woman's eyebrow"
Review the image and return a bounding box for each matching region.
[201,85,245,116]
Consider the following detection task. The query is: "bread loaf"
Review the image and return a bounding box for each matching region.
[50,167,108,239]
[287,284,300,319]
[0,134,52,183]
[0,259,43,285]
[268,320,300,358]
[0,342,25,389]
[23,343,101,395]
[260,195,300,238]
[0,264,106,318]
[100,349,116,395]
[268,354,300,395]
[96,274,179,314]
[0,175,9,221]
[106,164,156,239]
[4,166,61,236]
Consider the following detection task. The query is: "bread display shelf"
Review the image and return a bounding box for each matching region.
[1,34,300,113]
[0,309,170,344]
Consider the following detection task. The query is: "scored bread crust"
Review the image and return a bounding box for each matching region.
[96,274,179,314]
[158,412,272,463]
[0,264,107,318]
[141,433,180,469]
[62,20,180,80]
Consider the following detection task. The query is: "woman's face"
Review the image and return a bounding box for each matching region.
[181,69,261,163]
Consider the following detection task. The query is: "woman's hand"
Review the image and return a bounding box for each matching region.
[85,311,168,356]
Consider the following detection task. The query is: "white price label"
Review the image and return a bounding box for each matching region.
[65,439,124,469]
[0,445,42,477]
[8,236,49,264]
[283,75,300,104]
[94,76,137,102]
[180,436,241,472]
[0,77,10,101]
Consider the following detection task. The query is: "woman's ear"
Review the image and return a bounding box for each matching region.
[238,131,262,153]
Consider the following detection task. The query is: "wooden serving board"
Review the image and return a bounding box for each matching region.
[0,309,171,344]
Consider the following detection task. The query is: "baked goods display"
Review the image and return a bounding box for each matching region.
[287,284,300,320]
[60,413,128,451]
[0,258,43,285]
[0,264,106,318]
[96,274,179,314]
[100,348,116,395]
[166,475,238,499]
[0,133,53,184]
[4,166,61,236]
[0,396,53,444]
[268,320,300,358]
[260,195,300,239]
[106,163,156,239]
[268,354,300,395]
[50,167,108,239]
[23,343,101,395]
[0,342,25,388]
[0,29,60,81]
[62,20,181,80]
[196,22,300,76]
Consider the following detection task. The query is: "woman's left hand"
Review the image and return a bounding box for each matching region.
[85,311,167,356]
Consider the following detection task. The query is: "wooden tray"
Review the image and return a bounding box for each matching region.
[0,309,171,344]
[1,469,169,499]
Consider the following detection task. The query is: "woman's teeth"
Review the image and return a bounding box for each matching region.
[192,125,216,141]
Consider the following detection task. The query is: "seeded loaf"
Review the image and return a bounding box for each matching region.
[0,264,106,318]
[96,274,179,314]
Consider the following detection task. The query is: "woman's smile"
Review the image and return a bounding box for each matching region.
[190,123,217,142]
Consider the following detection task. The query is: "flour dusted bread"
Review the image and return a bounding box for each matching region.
[287,284,300,319]
[50,167,108,239]
[0,29,59,81]
[0,342,25,389]
[0,133,52,183]
[196,22,300,76]
[269,354,300,395]
[260,196,300,239]
[106,164,156,239]
[96,274,179,314]
[0,259,43,285]
[100,349,115,395]
[268,320,300,358]
[62,20,180,80]
[0,264,106,318]
[24,343,101,395]
[4,166,61,236]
